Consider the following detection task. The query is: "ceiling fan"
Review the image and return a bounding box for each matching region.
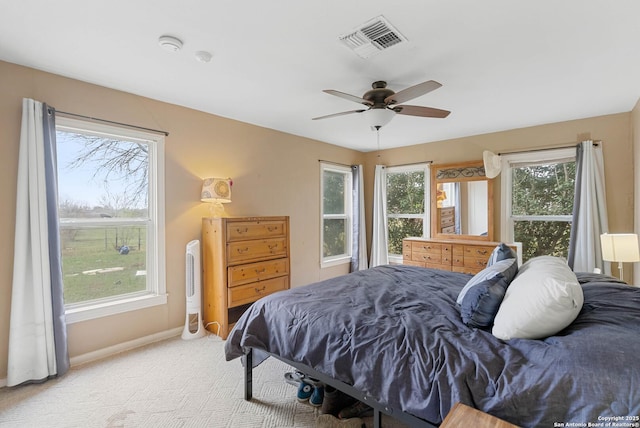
[312,80,450,129]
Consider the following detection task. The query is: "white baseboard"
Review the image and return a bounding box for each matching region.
[70,327,183,367]
[0,327,183,388]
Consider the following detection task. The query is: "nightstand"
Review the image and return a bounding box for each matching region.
[440,402,520,428]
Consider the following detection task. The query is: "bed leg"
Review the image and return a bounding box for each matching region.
[244,349,253,401]
[373,408,382,428]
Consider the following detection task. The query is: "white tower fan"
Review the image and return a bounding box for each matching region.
[182,239,206,339]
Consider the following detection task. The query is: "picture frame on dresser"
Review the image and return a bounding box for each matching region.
[201,216,290,339]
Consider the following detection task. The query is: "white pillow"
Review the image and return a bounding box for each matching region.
[492,256,583,340]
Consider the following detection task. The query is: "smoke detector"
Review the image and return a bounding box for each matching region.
[158,35,183,52]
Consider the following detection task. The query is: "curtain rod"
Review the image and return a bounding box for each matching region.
[318,160,354,168]
[388,160,433,168]
[498,140,600,156]
[55,110,169,137]
[319,160,433,168]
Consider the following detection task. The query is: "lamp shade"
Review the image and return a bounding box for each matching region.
[600,233,640,262]
[363,108,395,129]
[201,178,232,203]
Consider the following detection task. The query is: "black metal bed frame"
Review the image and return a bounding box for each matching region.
[243,348,439,428]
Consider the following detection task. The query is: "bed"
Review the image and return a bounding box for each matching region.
[224,262,640,427]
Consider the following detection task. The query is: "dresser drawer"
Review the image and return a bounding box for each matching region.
[463,245,494,260]
[227,220,287,241]
[402,240,412,260]
[228,258,289,287]
[452,246,465,266]
[228,276,289,307]
[453,265,484,275]
[227,237,288,264]
[463,245,493,271]
[412,251,442,264]
[440,214,455,228]
[425,262,452,271]
[412,242,443,254]
[464,257,490,272]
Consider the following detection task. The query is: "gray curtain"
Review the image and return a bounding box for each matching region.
[567,141,609,273]
[44,104,70,377]
[8,99,68,386]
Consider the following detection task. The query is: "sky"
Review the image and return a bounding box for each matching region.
[56,131,145,209]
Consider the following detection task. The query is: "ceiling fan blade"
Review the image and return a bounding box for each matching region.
[323,90,373,106]
[393,105,451,118]
[384,80,442,105]
[312,109,367,120]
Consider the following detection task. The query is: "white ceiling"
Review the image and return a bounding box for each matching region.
[2,1,640,152]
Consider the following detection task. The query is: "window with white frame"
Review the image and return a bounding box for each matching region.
[320,163,352,267]
[386,164,430,262]
[55,117,166,323]
[501,148,576,263]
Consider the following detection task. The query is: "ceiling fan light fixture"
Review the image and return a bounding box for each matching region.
[158,35,183,52]
[364,108,395,129]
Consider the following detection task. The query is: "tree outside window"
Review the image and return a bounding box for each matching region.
[55,117,165,321]
[386,165,429,259]
[503,149,576,262]
[321,164,352,266]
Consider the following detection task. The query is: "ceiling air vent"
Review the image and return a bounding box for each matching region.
[339,15,408,59]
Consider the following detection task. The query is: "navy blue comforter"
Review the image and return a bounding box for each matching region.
[225,265,640,427]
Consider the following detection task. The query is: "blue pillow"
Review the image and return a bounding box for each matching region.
[457,258,518,328]
[486,243,516,267]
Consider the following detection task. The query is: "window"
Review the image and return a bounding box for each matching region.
[386,164,430,262]
[55,117,166,322]
[320,163,352,267]
[501,148,576,262]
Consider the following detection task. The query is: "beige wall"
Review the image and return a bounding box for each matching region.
[0,59,636,381]
[0,61,360,379]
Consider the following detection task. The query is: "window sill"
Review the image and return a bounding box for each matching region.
[65,293,168,324]
[321,256,351,269]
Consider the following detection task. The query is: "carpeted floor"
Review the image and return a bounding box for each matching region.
[0,334,407,428]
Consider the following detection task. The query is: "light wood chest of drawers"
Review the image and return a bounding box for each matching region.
[402,237,518,275]
[202,216,290,339]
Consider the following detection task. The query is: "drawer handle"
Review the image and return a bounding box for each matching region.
[268,243,279,250]
[476,249,488,255]
[267,226,278,232]
[236,227,249,234]
[255,285,266,293]
[236,247,249,254]
[255,268,266,274]
[476,260,486,266]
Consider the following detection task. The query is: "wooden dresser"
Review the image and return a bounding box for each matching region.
[202,216,290,339]
[402,237,518,275]
[438,206,455,233]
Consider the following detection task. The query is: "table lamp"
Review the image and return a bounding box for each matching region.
[600,233,640,283]
[201,177,232,217]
